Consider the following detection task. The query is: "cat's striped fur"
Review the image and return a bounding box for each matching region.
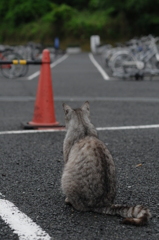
[61,101,151,225]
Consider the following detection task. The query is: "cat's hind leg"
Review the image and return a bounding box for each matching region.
[65,197,71,205]
[65,193,90,212]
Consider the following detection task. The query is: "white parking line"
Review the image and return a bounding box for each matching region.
[1,96,159,102]
[88,53,109,80]
[0,128,65,135]
[97,124,159,130]
[0,124,159,135]
[0,197,51,240]
[27,70,40,80]
[28,54,68,80]
[50,54,68,68]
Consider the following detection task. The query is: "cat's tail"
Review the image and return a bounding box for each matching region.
[93,204,151,226]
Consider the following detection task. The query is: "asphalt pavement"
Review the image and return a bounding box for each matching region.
[0,52,159,240]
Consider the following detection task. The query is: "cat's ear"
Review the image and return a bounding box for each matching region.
[62,103,73,115]
[81,101,90,112]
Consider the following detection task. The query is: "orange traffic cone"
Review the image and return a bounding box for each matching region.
[23,49,64,129]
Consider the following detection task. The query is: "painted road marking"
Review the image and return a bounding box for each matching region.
[97,124,159,130]
[0,196,51,240]
[88,53,109,80]
[1,96,159,102]
[28,54,68,80]
[0,124,159,135]
[50,54,68,68]
[0,129,66,135]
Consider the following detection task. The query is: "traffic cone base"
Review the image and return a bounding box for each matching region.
[37,126,66,131]
[28,121,60,126]
[22,122,65,130]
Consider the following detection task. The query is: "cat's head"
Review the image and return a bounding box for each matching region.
[62,101,91,129]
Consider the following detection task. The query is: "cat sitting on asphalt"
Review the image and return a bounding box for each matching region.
[61,101,151,225]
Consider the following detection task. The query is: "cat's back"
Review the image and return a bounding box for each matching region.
[64,135,115,179]
[62,135,116,205]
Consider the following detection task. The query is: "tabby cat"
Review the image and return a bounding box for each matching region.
[61,101,151,225]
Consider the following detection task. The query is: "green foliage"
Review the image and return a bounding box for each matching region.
[1,0,159,45]
[65,9,114,39]
[42,3,75,23]
[49,0,89,10]
[89,0,101,10]
[125,0,153,11]
[1,0,51,26]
